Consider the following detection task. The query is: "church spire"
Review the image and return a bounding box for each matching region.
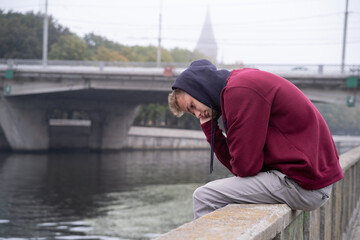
[195,5,218,62]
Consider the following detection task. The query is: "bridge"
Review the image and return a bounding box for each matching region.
[0,59,359,151]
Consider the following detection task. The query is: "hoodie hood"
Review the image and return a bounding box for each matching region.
[172,59,230,112]
[172,59,230,174]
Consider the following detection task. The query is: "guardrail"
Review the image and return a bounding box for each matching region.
[1,59,359,76]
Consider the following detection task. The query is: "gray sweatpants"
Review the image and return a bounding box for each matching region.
[193,170,332,219]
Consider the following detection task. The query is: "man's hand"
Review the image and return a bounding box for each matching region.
[200,116,212,125]
[200,111,220,124]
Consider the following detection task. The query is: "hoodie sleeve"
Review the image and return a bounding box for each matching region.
[201,87,271,177]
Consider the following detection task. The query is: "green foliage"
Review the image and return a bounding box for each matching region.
[84,33,173,62]
[315,103,360,135]
[0,10,70,59]
[0,10,209,63]
[94,46,128,61]
[132,45,157,62]
[48,34,89,60]
[134,103,201,130]
[127,45,173,62]
[84,33,126,59]
[84,33,124,51]
[170,48,209,63]
[170,48,193,62]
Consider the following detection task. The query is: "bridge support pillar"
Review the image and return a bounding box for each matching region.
[0,96,49,151]
[88,103,139,150]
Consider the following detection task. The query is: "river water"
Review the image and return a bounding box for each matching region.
[0,142,359,240]
[0,150,230,240]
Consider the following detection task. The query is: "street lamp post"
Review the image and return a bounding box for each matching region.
[341,0,349,73]
[42,0,48,68]
[156,0,162,68]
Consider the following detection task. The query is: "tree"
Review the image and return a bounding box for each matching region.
[0,10,213,64]
[130,45,173,62]
[48,34,89,60]
[0,10,70,59]
[170,48,193,62]
[132,45,157,62]
[315,103,360,135]
[83,34,174,62]
[134,103,201,130]
[94,46,128,61]
[84,33,125,55]
[170,48,209,63]
[160,48,173,63]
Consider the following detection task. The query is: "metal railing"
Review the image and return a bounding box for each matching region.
[1,59,359,76]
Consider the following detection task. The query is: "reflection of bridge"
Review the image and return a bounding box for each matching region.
[0,59,359,151]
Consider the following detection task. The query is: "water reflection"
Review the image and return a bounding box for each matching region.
[0,142,357,239]
[0,150,229,239]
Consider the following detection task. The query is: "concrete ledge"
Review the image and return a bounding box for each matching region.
[155,145,360,240]
[155,204,301,240]
[128,126,205,139]
[49,119,91,127]
[125,126,209,149]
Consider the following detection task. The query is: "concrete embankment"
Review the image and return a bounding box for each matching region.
[125,126,208,149]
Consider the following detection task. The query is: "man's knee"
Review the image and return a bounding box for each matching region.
[193,185,208,203]
[193,185,219,210]
[192,185,218,219]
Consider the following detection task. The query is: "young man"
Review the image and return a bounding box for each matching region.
[168,59,344,219]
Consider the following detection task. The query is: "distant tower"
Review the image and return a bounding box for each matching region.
[195,6,218,62]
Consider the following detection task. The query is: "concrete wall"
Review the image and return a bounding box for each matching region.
[125,126,208,149]
[155,146,360,240]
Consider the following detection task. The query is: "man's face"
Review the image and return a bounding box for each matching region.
[176,92,214,120]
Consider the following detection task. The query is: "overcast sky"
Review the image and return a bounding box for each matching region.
[1,0,360,65]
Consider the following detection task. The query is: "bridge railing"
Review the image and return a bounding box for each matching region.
[233,63,360,76]
[0,59,189,69]
[1,59,359,76]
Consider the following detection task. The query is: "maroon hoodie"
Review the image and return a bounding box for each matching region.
[201,68,344,190]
